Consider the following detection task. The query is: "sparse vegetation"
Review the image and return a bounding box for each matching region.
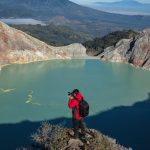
[17,122,131,150]
[12,25,137,53]
[83,30,137,56]
[12,24,92,46]
[30,121,69,150]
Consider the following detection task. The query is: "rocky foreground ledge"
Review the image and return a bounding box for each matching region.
[17,122,131,150]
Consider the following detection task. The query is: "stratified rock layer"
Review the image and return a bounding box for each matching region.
[0,21,87,69]
[100,29,150,69]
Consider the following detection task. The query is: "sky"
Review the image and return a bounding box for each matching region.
[70,0,150,5]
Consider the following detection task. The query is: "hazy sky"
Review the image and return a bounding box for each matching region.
[70,0,150,5]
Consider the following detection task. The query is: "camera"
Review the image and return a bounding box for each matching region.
[68,89,79,96]
[68,92,73,96]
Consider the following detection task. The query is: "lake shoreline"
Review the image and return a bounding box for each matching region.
[0,56,97,71]
[1,57,150,72]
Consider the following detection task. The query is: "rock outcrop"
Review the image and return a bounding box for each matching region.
[20,122,132,150]
[0,21,87,69]
[100,29,150,69]
[49,43,87,59]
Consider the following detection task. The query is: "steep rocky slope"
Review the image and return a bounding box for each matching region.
[12,24,92,46]
[100,28,150,69]
[0,21,87,69]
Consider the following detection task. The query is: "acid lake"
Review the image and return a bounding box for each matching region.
[0,59,150,150]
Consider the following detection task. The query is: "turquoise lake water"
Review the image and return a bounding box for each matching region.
[0,59,150,149]
[0,60,150,123]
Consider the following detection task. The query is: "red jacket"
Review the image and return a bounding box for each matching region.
[68,92,83,120]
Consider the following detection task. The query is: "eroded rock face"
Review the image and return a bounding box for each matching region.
[0,21,87,69]
[49,43,87,59]
[100,29,150,69]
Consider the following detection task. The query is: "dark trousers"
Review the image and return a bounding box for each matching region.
[72,118,86,138]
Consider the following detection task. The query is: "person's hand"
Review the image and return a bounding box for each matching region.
[70,95,74,99]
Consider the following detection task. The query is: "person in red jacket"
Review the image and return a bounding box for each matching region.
[68,89,86,139]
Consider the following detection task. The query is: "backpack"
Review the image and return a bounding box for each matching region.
[77,99,89,117]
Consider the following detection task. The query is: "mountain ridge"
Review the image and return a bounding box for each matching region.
[92,0,150,15]
[95,0,143,6]
[1,0,150,37]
